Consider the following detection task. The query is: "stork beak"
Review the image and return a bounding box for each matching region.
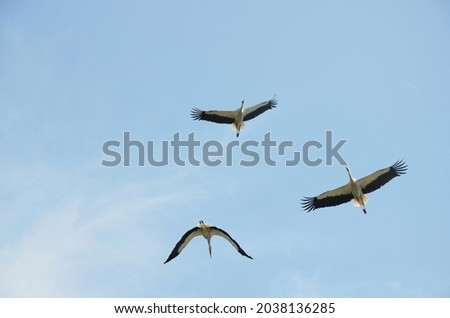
[240,100,245,110]
[345,166,351,175]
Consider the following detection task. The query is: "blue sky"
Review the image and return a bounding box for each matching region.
[1,0,449,297]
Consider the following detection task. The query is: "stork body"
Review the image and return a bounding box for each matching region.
[164,220,253,263]
[228,100,246,137]
[345,166,369,213]
[191,97,277,137]
[302,160,407,214]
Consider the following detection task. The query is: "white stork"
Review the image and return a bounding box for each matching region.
[191,97,277,137]
[164,220,253,263]
[302,160,407,214]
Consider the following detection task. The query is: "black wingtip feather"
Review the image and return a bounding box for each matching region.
[190,107,204,121]
[237,246,253,259]
[269,97,278,108]
[301,197,316,212]
[392,160,408,176]
[164,252,177,264]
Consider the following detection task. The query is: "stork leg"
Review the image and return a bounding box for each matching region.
[351,195,368,214]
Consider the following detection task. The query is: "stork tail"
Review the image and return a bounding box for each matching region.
[351,195,368,207]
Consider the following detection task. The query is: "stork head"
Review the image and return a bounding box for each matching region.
[240,99,245,109]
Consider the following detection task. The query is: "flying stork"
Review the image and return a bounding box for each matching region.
[191,97,277,137]
[164,220,253,263]
[302,160,407,214]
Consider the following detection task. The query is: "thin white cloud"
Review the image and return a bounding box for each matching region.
[268,269,322,298]
[0,163,200,297]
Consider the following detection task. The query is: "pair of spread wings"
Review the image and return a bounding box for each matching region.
[164,224,253,263]
[302,160,407,212]
[191,98,277,123]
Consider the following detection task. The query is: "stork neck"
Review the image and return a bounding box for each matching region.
[207,238,212,258]
[346,168,355,182]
